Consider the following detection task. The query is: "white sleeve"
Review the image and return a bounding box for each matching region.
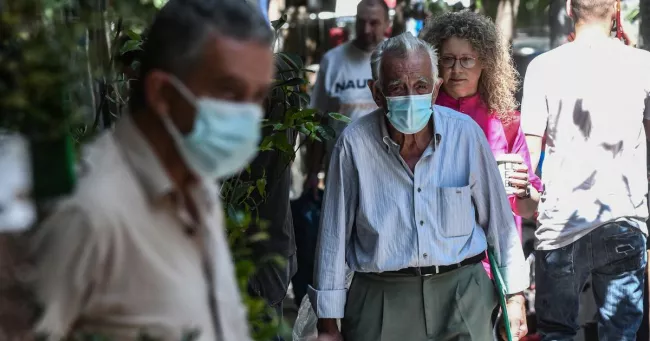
[520,57,549,137]
[310,59,331,113]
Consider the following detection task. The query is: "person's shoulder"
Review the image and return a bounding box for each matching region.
[321,43,352,65]
[623,45,650,64]
[54,133,135,230]
[435,105,485,140]
[527,48,561,70]
[337,109,382,146]
[435,105,476,124]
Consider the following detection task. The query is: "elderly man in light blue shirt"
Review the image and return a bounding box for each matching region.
[309,33,529,341]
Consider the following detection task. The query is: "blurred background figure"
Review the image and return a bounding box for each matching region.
[303,0,390,195]
[28,0,274,340]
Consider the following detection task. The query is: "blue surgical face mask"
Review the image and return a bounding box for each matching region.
[162,76,262,180]
[385,93,434,134]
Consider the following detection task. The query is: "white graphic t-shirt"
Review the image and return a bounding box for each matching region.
[310,42,378,162]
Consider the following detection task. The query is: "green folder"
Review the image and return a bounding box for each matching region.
[488,248,513,341]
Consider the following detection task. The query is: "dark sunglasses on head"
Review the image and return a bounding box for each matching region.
[440,56,477,69]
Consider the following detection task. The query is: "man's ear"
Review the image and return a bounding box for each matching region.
[565,0,572,18]
[431,78,443,105]
[368,80,385,108]
[145,70,171,118]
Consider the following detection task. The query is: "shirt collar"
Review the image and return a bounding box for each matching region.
[377,106,443,153]
[113,114,176,202]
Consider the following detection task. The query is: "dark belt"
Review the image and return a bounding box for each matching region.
[386,252,486,277]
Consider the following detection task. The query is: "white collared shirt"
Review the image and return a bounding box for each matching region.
[31,115,250,341]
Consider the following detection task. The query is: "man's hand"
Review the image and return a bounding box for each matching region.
[500,294,528,341]
[497,154,529,199]
[317,318,344,341]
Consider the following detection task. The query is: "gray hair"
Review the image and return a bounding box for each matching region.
[370,33,439,87]
[130,0,273,111]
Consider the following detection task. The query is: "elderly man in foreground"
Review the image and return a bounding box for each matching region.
[308,33,529,341]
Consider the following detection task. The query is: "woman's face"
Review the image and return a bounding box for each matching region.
[439,37,483,99]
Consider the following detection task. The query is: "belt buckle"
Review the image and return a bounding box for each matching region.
[416,267,430,277]
[420,266,437,277]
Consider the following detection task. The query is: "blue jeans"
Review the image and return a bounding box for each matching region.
[535,221,647,341]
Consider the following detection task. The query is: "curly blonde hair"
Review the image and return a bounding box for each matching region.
[420,11,519,123]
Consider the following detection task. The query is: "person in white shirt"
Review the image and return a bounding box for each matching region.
[30,0,273,340]
[520,0,650,339]
[303,0,390,193]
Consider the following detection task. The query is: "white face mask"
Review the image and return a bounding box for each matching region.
[162,76,263,180]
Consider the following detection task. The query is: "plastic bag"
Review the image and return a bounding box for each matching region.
[292,270,354,341]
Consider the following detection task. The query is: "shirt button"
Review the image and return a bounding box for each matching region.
[420,220,424,226]
[417,188,422,193]
[423,253,428,258]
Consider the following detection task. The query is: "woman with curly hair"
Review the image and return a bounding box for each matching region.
[420,11,542,276]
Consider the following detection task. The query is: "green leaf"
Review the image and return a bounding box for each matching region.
[250,231,270,243]
[273,77,306,87]
[273,123,287,131]
[230,181,254,204]
[120,40,142,54]
[271,133,293,153]
[125,29,141,41]
[290,108,317,121]
[316,124,336,141]
[256,178,267,197]
[328,112,351,123]
[297,92,311,106]
[259,136,274,151]
[277,52,304,69]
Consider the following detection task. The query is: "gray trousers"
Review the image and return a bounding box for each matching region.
[342,263,498,341]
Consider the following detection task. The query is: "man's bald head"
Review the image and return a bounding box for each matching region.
[358,0,390,21]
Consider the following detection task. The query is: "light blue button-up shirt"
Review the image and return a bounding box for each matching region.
[308,106,529,319]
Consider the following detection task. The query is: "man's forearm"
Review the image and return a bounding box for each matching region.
[317,318,339,333]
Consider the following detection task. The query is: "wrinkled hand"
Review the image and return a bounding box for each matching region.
[317,319,344,341]
[507,163,530,198]
[496,154,528,197]
[500,295,528,341]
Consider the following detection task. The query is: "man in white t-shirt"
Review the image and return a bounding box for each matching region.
[520,0,650,339]
[303,0,390,192]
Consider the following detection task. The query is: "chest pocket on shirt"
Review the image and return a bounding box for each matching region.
[437,185,474,238]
